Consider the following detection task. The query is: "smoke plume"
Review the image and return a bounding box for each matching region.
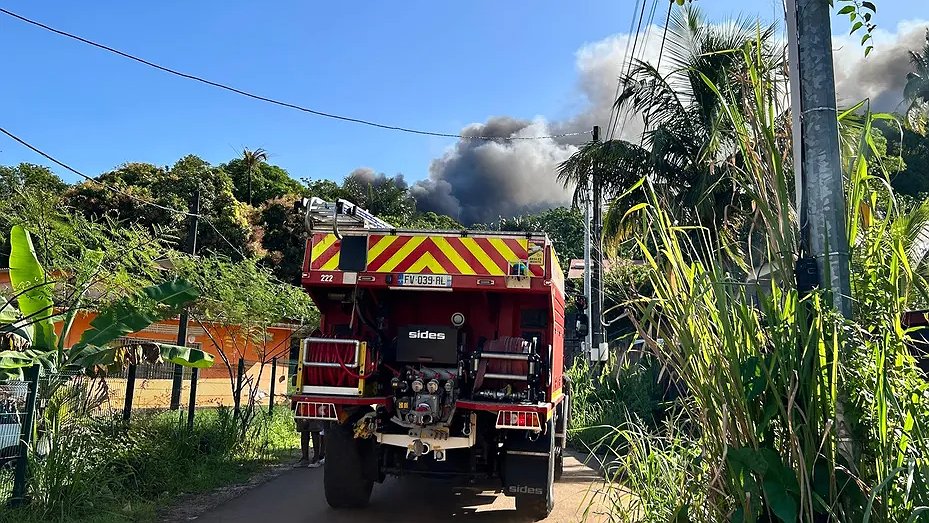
[346,167,408,191]
[410,29,665,225]
[833,20,929,112]
[359,18,927,225]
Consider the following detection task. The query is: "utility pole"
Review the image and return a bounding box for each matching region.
[583,135,593,355]
[170,188,200,410]
[590,126,605,363]
[786,0,857,473]
[786,0,852,317]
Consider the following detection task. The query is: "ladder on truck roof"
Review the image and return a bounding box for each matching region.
[301,197,393,238]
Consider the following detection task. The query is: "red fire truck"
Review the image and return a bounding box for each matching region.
[291,198,571,520]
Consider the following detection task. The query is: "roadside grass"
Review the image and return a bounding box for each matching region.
[568,41,929,521]
[566,355,668,453]
[0,406,298,523]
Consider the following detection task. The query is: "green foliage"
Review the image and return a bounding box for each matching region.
[0,227,213,375]
[834,0,878,56]
[878,122,929,197]
[75,280,198,349]
[577,25,929,522]
[904,30,929,131]
[558,5,780,256]
[343,171,416,225]
[407,211,462,231]
[565,355,666,451]
[173,255,317,330]
[222,156,303,205]
[0,163,66,202]
[254,195,307,283]
[66,157,252,259]
[8,225,56,350]
[0,407,298,523]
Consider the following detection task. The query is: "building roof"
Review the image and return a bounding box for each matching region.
[566,258,615,279]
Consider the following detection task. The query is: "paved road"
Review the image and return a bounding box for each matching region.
[192,453,611,523]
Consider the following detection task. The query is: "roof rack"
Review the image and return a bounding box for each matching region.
[301,197,394,238]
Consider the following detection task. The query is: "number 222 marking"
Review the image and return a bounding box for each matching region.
[320,274,334,282]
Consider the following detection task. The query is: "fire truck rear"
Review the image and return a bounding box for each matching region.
[291,198,571,520]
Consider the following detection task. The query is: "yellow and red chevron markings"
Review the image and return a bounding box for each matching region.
[310,233,544,277]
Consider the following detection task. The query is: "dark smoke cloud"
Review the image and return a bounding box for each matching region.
[372,19,927,225]
[346,167,408,190]
[834,20,929,111]
[410,30,665,225]
[410,117,580,224]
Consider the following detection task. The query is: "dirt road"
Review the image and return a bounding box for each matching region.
[190,453,612,523]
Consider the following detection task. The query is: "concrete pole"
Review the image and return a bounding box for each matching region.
[590,127,605,361]
[583,138,593,354]
[786,0,858,474]
[786,0,852,317]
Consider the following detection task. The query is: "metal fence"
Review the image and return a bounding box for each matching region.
[0,376,31,505]
[0,355,290,507]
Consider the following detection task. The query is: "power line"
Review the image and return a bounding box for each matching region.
[0,125,250,260]
[609,0,650,141]
[655,1,673,73]
[636,0,673,139]
[606,0,644,139]
[202,217,250,262]
[0,7,589,143]
[0,125,198,218]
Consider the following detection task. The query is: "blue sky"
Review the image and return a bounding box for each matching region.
[0,1,917,186]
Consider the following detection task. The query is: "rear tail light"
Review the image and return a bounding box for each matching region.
[495,410,542,431]
[294,401,338,421]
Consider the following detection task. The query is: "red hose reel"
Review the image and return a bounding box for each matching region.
[303,335,376,388]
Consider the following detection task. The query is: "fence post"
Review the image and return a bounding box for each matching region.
[233,357,244,421]
[10,365,40,507]
[123,363,137,422]
[186,367,199,430]
[268,357,277,415]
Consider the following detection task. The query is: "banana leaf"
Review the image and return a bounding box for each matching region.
[0,295,18,324]
[75,280,199,349]
[9,225,56,350]
[69,340,214,374]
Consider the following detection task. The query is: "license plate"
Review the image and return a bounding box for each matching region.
[397,273,452,288]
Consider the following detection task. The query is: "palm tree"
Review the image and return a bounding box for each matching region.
[241,147,269,206]
[558,5,781,254]
[904,30,929,132]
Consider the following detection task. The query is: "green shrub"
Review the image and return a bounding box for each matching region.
[0,407,298,523]
[567,354,670,451]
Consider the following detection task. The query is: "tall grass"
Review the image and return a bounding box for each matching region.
[567,354,667,451]
[0,407,298,523]
[596,43,929,522]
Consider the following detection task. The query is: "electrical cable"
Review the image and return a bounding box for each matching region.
[632,0,672,146]
[0,7,588,142]
[605,0,645,138]
[0,124,254,262]
[613,0,660,142]
[609,0,650,142]
[0,125,198,218]
[655,1,673,74]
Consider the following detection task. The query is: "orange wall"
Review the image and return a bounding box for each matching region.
[1,270,300,407]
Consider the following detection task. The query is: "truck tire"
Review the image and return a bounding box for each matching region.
[555,378,572,481]
[324,421,373,508]
[515,420,555,520]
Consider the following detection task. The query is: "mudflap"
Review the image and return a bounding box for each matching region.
[502,419,555,519]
